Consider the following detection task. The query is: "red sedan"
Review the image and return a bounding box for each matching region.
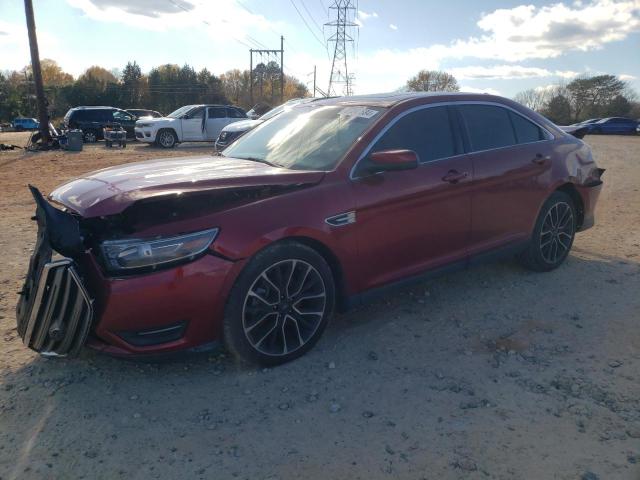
[17,92,604,365]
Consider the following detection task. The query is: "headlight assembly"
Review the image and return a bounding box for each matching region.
[100,228,219,273]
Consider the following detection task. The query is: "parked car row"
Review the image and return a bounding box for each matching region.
[569,117,639,135]
[18,92,605,366]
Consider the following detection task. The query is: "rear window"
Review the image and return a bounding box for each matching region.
[208,107,226,119]
[509,111,544,143]
[459,105,516,152]
[227,108,245,118]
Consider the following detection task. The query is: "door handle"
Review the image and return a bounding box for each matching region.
[532,153,550,165]
[442,170,468,184]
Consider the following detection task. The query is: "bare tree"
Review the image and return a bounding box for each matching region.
[406,70,459,92]
[513,88,549,112]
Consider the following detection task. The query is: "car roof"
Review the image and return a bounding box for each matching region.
[71,106,116,110]
[183,104,239,108]
[303,91,509,108]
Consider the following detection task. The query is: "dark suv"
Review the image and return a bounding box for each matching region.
[63,106,137,143]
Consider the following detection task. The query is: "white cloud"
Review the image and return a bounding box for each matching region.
[389,24,398,30]
[448,65,580,80]
[355,9,378,27]
[459,86,502,95]
[357,10,378,20]
[66,0,279,41]
[0,20,65,73]
[448,0,640,62]
[619,73,637,80]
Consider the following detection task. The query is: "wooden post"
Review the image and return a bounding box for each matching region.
[24,0,50,143]
[280,36,284,103]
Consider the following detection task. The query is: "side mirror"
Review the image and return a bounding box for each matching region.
[369,149,419,172]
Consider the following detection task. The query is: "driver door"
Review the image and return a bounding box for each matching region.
[351,106,473,292]
[181,107,206,141]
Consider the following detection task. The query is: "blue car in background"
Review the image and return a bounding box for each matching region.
[588,117,639,135]
[12,117,40,131]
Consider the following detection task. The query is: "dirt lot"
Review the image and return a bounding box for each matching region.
[0,132,639,480]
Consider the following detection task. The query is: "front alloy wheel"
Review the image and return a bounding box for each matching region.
[224,242,335,366]
[157,129,177,148]
[243,259,326,357]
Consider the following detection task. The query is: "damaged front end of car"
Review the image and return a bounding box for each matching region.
[16,171,323,358]
[16,186,93,357]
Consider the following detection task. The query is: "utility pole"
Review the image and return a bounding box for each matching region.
[280,35,284,102]
[313,66,317,98]
[24,0,50,144]
[325,0,357,96]
[249,49,253,106]
[249,37,285,107]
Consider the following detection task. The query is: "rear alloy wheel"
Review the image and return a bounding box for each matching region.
[157,129,177,148]
[224,242,335,366]
[83,129,98,143]
[519,191,576,272]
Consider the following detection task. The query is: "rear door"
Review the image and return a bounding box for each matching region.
[351,105,473,291]
[204,107,229,140]
[457,103,553,255]
[181,107,206,141]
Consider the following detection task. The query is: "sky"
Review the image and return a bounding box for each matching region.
[1,0,639,98]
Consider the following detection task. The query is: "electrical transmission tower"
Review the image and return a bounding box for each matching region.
[325,0,357,96]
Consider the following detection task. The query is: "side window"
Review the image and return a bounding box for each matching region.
[185,107,205,120]
[207,107,226,119]
[509,111,544,143]
[96,109,113,122]
[459,105,516,152]
[74,110,88,121]
[113,110,133,121]
[368,106,458,164]
[226,108,245,118]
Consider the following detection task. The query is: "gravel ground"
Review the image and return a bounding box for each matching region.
[0,133,639,480]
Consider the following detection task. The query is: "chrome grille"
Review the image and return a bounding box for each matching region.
[21,259,93,357]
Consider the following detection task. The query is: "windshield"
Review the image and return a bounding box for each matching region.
[223,105,382,171]
[259,104,286,121]
[167,105,196,118]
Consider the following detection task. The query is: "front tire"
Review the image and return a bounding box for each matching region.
[156,129,177,148]
[223,242,335,366]
[519,191,576,272]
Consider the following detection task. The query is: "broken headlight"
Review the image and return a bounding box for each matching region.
[100,228,219,273]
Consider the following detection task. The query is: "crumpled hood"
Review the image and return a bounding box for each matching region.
[49,156,325,218]
[223,119,263,133]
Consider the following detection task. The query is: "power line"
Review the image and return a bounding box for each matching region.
[300,0,325,36]
[166,0,262,50]
[289,0,326,48]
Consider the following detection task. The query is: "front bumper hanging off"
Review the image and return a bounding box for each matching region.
[16,187,93,357]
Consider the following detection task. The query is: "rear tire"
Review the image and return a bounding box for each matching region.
[518,191,576,272]
[83,129,98,143]
[223,241,335,366]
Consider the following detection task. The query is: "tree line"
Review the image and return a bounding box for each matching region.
[0,60,308,122]
[404,70,639,125]
[514,75,639,125]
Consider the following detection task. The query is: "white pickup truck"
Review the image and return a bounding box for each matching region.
[134,104,247,148]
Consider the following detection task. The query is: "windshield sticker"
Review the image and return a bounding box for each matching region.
[339,106,379,119]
